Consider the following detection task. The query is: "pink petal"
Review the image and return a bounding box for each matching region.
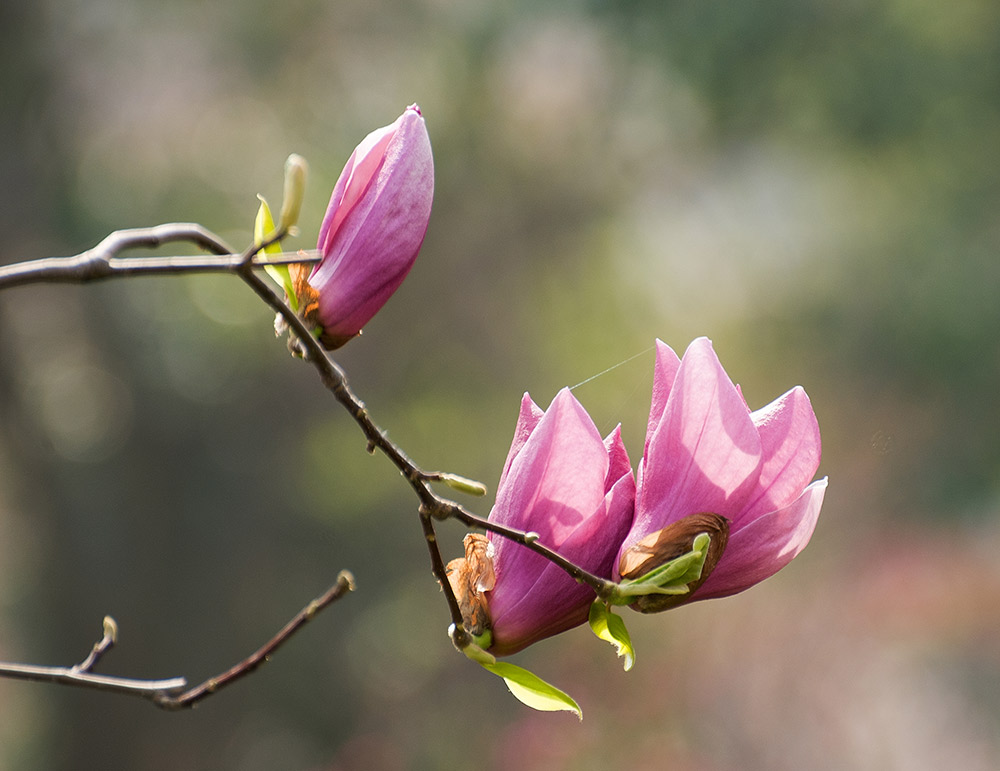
[498,393,544,490]
[627,337,762,551]
[645,339,681,456]
[739,386,822,526]
[604,424,632,489]
[310,106,433,340]
[695,477,827,600]
[488,389,608,579]
[486,564,593,655]
[317,122,397,259]
[488,448,635,656]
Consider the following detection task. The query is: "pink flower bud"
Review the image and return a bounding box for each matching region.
[464,389,636,656]
[308,104,433,349]
[616,337,827,608]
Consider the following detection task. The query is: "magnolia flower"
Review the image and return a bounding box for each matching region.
[448,389,635,656]
[615,337,826,612]
[304,104,433,349]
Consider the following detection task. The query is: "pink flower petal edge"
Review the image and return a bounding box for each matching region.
[696,477,827,599]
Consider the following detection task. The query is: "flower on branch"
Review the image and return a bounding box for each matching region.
[615,337,827,612]
[294,104,434,350]
[448,389,635,656]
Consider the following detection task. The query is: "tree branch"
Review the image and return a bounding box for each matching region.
[0,225,321,291]
[0,572,355,707]
[0,220,614,676]
[155,570,355,710]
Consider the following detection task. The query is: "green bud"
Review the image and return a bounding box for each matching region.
[439,473,488,497]
[279,153,308,232]
[102,615,119,644]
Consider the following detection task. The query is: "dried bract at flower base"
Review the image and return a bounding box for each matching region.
[445,533,495,641]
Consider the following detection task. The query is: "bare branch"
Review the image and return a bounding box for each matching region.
[156,570,355,710]
[0,660,187,701]
[0,224,320,290]
[0,218,616,683]
[0,572,354,707]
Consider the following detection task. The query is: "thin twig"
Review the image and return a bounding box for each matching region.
[0,662,187,699]
[155,571,355,710]
[226,250,477,641]
[0,573,354,706]
[418,509,472,649]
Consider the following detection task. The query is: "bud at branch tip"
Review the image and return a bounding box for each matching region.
[279,153,308,231]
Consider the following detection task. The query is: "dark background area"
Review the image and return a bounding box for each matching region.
[1,0,999,768]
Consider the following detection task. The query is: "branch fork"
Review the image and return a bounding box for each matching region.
[0,213,612,703]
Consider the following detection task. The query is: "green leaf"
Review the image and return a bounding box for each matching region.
[588,600,635,671]
[483,661,582,718]
[464,645,582,719]
[610,532,712,604]
[255,195,297,312]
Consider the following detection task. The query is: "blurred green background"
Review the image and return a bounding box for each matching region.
[2,0,999,768]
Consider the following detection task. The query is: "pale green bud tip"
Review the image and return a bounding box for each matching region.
[279,153,308,231]
[102,615,119,644]
[439,473,488,497]
[337,569,356,591]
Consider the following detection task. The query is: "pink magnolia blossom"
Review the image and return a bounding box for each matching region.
[450,389,635,656]
[615,337,826,609]
[308,104,433,349]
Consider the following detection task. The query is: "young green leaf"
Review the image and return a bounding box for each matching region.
[482,661,582,718]
[463,644,582,718]
[588,600,635,671]
[610,532,712,604]
[255,196,297,312]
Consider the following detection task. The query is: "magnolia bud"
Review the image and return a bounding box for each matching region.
[279,153,308,231]
[309,104,434,349]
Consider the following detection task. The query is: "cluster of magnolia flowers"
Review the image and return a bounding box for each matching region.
[452,336,826,663]
[261,104,826,712]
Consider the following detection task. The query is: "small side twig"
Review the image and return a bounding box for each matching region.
[417,508,472,650]
[73,615,119,674]
[0,662,187,699]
